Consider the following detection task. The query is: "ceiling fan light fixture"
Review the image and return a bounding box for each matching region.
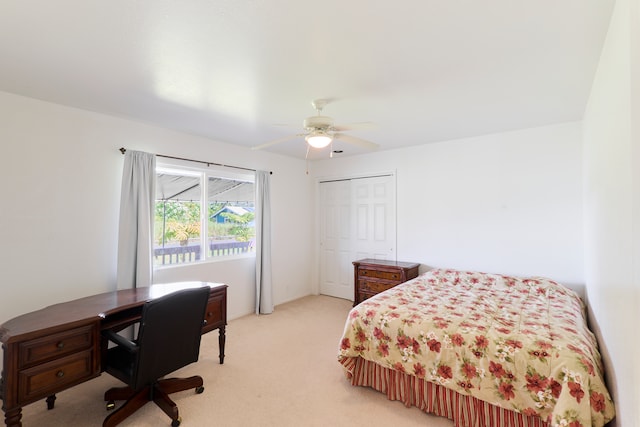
[305,130,332,148]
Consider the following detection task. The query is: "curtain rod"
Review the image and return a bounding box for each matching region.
[119,147,271,174]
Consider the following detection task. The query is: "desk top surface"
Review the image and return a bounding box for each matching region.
[0,282,226,343]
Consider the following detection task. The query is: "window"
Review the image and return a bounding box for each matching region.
[154,165,255,266]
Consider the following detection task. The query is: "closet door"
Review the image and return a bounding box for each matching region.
[319,180,352,300]
[351,175,396,262]
[319,174,396,301]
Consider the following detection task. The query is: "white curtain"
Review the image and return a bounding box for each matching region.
[255,170,273,314]
[116,150,156,290]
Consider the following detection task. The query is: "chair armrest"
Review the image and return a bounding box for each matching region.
[102,329,139,353]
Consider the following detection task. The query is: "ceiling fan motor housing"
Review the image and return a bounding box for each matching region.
[304,115,334,131]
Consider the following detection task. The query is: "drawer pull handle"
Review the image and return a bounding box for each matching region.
[56,370,64,378]
[57,342,65,349]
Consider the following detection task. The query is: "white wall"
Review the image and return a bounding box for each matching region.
[0,91,314,329]
[311,122,585,292]
[583,0,640,425]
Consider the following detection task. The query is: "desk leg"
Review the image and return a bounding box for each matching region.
[3,407,21,427]
[218,326,226,364]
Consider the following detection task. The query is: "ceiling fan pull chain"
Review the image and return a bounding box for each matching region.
[305,145,310,175]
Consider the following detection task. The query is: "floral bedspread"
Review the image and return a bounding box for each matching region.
[338,269,615,427]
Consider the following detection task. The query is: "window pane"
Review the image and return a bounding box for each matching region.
[208,177,255,258]
[154,173,202,266]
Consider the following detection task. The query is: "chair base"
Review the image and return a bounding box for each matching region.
[103,375,204,427]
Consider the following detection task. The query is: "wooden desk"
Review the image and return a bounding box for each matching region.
[0,282,227,427]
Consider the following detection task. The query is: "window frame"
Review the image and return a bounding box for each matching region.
[154,160,256,268]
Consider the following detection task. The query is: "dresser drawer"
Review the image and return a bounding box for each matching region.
[18,325,95,368]
[18,349,95,402]
[359,279,397,294]
[358,268,402,282]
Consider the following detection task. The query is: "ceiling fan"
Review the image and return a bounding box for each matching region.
[252,99,379,156]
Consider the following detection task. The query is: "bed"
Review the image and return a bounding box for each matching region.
[338,268,615,427]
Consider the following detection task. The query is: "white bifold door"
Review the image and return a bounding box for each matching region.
[318,174,396,301]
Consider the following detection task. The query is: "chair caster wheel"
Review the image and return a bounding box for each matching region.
[195,386,204,394]
[106,401,116,410]
[171,416,182,426]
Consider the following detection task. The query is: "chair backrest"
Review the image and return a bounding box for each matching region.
[132,286,210,390]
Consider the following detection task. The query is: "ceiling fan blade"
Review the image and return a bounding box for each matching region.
[331,122,376,132]
[333,133,379,151]
[252,134,303,150]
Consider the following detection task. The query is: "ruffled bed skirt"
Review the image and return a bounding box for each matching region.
[340,356,549,427]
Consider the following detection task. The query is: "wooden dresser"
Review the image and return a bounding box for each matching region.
[353,259,420,306]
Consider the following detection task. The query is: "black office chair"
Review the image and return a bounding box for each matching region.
[101,286,210,427]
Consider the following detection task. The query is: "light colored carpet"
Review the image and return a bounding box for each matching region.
[20,295,454,426]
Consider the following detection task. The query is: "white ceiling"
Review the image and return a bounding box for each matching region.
[0,1,614,159]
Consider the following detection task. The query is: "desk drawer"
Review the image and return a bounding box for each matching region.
[203,291,227,333]
[358,268,402,282]
[18,349,95,402]
[18,325,95,368]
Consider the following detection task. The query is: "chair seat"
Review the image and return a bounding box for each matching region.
[105,346,135,383]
